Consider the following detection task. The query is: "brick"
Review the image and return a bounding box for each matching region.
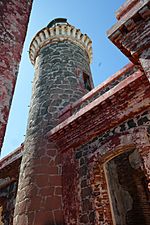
[55,187,62,196]
[44,196,62,210]
[34,165,58,174]
[34,174,49,187]
[80,214,89,223]
[39,186,54,196]
[54,210,64,224]
[49,175,62,186]
[33,211,54,225]
[28,196,42,210]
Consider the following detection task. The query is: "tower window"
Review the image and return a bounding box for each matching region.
[76,69,92,92]
[83,72,92,91]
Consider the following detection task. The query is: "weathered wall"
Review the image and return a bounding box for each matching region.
[108,0,150,81]
[106,149,150,225]
[62,108,150,224]
[47,62,150,224]
[0,1,149,225]
[13,38,93,225]
[59,63,138,122]
[0,181,18,225]
[0,0,33,151]
[0,157,21,225]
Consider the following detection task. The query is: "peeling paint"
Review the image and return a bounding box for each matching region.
[0,0,33,150]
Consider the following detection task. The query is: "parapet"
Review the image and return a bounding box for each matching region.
[29,18,92,65]
[107,0,150,64]
[115,0,139,20]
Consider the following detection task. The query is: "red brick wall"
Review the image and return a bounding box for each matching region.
[61,109,150,224]
[62,149,80,224]
[0,0,33,150]
[108,0,150,80]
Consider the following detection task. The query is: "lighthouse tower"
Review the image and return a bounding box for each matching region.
[13,18,93,225]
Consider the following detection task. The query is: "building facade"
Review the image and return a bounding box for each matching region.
[0,0,150,225]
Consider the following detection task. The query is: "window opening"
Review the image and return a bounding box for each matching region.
[83,72,92,91]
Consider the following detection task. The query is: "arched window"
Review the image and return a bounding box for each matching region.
[105,149,150,225]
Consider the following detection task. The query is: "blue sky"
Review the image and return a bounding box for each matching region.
[1,0,129,158]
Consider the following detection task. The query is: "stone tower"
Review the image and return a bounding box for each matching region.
[13,18,93,225]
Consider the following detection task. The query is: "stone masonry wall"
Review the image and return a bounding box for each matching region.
[62,109,150,224]
[0,0,33,150]
[29,40,92,133]
[59,63,139,122]
[13,40,93,225]
[71,64,138,115]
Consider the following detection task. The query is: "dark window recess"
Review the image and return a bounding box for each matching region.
[83,73,92,91]
[105,150,150,225]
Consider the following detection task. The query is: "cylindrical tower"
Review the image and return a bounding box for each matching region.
[13,18,93,225]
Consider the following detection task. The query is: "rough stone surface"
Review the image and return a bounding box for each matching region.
[0,0,33,151]
[13,40,93,225]
[48,70,150,150]
[59,110,150,224]
[0,1,150,225]
[59,63,139,121]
